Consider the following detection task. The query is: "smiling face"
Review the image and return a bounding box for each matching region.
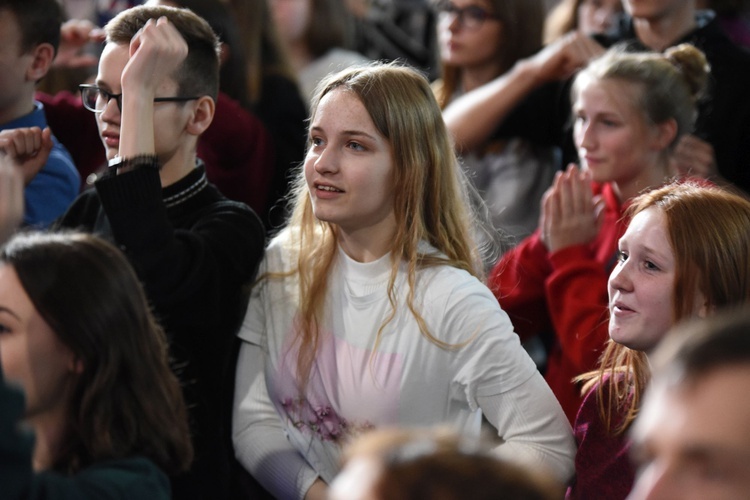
[608,208,677,352]
[437,0,504,76]
[573,76,669,196]
[305,88,396,245]
[0,264,77,422]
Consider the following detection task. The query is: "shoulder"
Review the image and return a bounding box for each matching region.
[61,457,170,500]
[415,262,512,332]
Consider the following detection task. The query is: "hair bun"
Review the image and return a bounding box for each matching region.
[664,43,710,100]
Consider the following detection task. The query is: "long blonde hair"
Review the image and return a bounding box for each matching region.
[283,62,484,383]
[581,181,750,434]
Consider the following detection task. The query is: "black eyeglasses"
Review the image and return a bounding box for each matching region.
[436,1,500,31]
[79,84,201,113]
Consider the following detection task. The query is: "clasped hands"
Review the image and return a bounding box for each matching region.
[539,164,605,253]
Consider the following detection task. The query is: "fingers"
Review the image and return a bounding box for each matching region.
[61,19,104,44]
[557,32,605,77]
[0,128,53,186]
[672,135,717,178]
[557,164,593,219]
[123,17,189,94]
[55,19,104,69]
[0,127,45,159]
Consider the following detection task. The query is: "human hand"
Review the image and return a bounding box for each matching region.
[670,134,718,179]
[539,164,604,253]
[0,156,24,244]
[527,32,605,84]
[0,127,53,186]
[121,17,189,98]
[303,478,328,500]
[54,19,105,69]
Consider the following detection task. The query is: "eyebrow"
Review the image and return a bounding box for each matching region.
[94,80,116,92]
[310,126,379,142]
[0,306,21,321]
[681,444,750,462]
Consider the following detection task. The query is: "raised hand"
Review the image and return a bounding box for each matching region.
[670,134,718,180]
[121,16,189,98]
[540,164,604,253]
[0,127,53,186]
[526,32,605,84]
[54,19,106,69]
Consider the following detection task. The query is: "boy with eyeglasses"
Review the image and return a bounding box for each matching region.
[0,0,79,227]
[47,5,265,499]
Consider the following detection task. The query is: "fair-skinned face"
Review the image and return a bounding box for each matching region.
[573,77,670,199]
[623,0,692,22]
[0,264,78,422]
[578,0,623,35]
[95,43,193,166]
[0,9,36,124]
[608,208,677,352]
[629,366,750,500]
[437,0,504,83]
[305,88,396,261]
[271,0,312,47]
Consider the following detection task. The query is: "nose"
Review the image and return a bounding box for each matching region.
[608,255,633,294]
[447,11,462,32]
[99,96,120,122]
[576,120,596,152]
[311,143,339,175]
[594,8,614,31]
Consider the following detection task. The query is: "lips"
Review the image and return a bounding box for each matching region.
[101,130,120,148]
[583,155,603,167]
[611,300,635,316]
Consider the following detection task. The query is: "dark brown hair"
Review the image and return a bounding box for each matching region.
[105,4,221,100]
[1,232,193,475]
[342,427,562,500]
[0,0,62,54]
[434,0,544,109]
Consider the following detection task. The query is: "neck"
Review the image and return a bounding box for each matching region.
[286,40,314,74]
[159,147,197,188]
[0,95,35,127]
[612,156,672,202]
[28,412,69,472]
[336,217,397,264]
[632,4,697,51]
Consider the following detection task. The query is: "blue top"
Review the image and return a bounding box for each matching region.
[1,102,80,227]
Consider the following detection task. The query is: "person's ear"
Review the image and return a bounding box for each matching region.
[185,95,215,136]
[695,291,712,319]
[25,43,55,82]
[652,118,678,151]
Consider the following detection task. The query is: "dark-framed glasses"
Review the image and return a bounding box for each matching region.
[79,84,201,113]
[435,1,500,31]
